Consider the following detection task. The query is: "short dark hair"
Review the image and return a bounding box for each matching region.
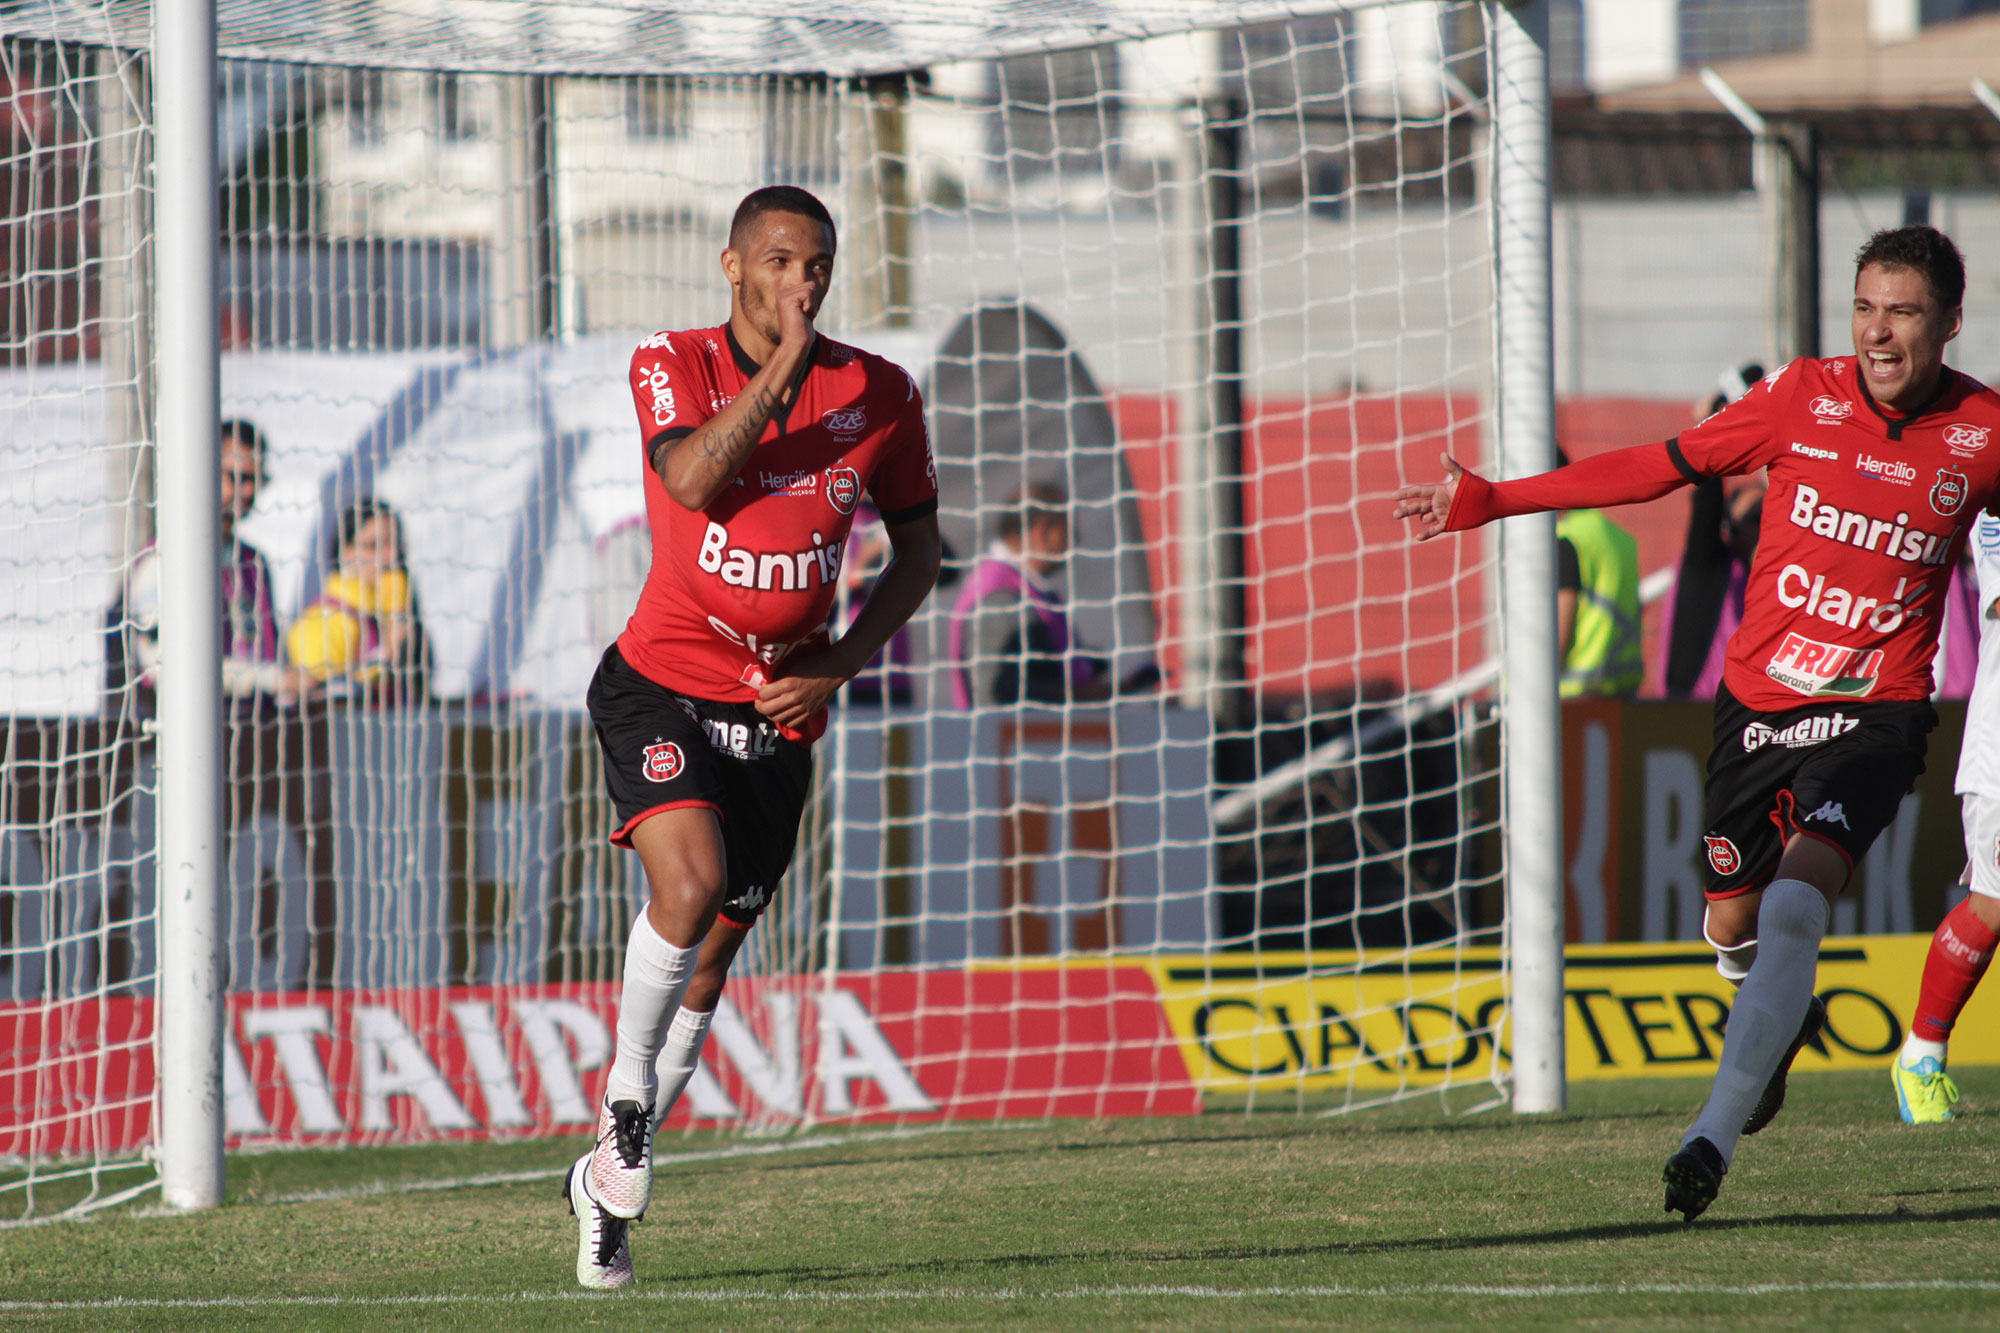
[729,186,835,252]
[1855,225,1965,310]
[331,497,405,564]
[997,482,1068,541]
[219,419,268,466]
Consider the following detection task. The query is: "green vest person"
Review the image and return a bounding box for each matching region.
[1556,508,1643,698]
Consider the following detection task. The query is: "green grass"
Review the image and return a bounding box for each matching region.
[6,1069,2000,1331]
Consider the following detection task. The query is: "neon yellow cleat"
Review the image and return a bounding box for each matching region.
[1892,1056,1960,1125]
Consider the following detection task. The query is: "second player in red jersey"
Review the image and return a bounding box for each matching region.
[1394,225,1995,1227]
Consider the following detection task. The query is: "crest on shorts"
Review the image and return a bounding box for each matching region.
[1931,467,1969,517]
[825,466,860,515]
[642,740,684,784]
[1704,835,1741,877]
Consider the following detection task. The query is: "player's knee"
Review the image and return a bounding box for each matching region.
[1758,878,1829,945]
[1970,893,2000,933]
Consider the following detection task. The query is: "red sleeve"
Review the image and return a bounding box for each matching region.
[1444,442,1691,532]
[1672,358,1795,476]
[628,334,711,454]
[865,364,938,522]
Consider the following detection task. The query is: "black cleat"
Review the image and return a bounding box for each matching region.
[1662,1136,1726,1223]
[1741,994,1827,1136]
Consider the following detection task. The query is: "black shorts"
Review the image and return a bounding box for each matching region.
[1700,682,1935,900]
[585,644,813,928]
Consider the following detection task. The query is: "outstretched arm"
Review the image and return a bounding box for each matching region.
[1393,441,1694,540]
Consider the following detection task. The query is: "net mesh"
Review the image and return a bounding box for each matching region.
[0,0,1508,1218]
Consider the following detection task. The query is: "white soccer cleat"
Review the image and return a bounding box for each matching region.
[588,1097,655,1220]
[564,1151,634,1290]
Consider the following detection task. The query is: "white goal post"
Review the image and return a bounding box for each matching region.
[0,0,1560,1219]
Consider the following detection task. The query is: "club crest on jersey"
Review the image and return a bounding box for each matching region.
[1705,836,1741,876]
[1809,396,1853,423]
[642,741,685,783]
[822,406,866,437]
[1765,631,1885,698]
[1932,468,1969,517]
[825,466,861,514]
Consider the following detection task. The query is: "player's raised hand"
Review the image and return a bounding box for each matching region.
[1392,454,1465,542]
[775,280,817,353]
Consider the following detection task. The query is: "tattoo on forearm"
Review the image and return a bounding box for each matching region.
[692,385,781,481]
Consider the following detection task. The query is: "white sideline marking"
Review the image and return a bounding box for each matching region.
[6,1281,2000,1312]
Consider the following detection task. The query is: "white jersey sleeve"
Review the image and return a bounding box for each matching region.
[1956,512,2000,796]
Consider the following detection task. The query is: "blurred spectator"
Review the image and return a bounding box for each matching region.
[1661,363,1766,699]
[109,418,304,714]
[288,498,430,704]
[949,482,1157,707]
[1555,447,1644,699]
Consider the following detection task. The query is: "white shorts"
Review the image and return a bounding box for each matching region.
[1962,792,2000,901]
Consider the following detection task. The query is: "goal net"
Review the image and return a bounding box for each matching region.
[0,0,1519,1218]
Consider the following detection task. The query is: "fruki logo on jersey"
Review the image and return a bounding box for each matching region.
[825,466,861,515]
[1931,468,1969,518]
[1944,423,1990,458]
[1765,632,1886,698]
[642,740,685,783]
[1704,836,1741,877]
[1810,396,1853,423]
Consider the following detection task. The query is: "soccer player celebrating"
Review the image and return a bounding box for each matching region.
[564,185,942,1288]
[1393,226,2000,1221]
[1890,508,2000,1124]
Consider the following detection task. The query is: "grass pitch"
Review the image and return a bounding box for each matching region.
[6,1069,2000,1331]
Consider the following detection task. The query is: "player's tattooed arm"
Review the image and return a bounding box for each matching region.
[653,380,786,506]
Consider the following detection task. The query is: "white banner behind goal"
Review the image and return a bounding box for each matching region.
[0,0,1545,1220]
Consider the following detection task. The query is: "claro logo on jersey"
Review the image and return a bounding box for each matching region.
[1764,632,1886,698]
[697,521,844,590]
[1775,564,1924,633]
[638,363,677,426]
[1742,712,1860,751]
[1788,485,1953,566]
[1945,423,1991,457]
[1932,468,1969,518]
[1810,396,1854,423]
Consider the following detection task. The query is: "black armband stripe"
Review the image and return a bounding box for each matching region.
[647,426,696,471]
[1664,436,1707,485]
[877,497,939,527]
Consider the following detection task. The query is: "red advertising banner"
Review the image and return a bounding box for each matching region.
[0,964,1197,1156]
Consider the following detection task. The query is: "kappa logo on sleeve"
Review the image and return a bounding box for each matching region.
[1704,836,1741,876]
[642,741,685,783]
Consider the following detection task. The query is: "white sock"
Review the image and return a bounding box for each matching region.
[1900,1034,1948,1067]
[1683,878,1827,1168]
[604,912,694,1108]
[654,1006,715,1122]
